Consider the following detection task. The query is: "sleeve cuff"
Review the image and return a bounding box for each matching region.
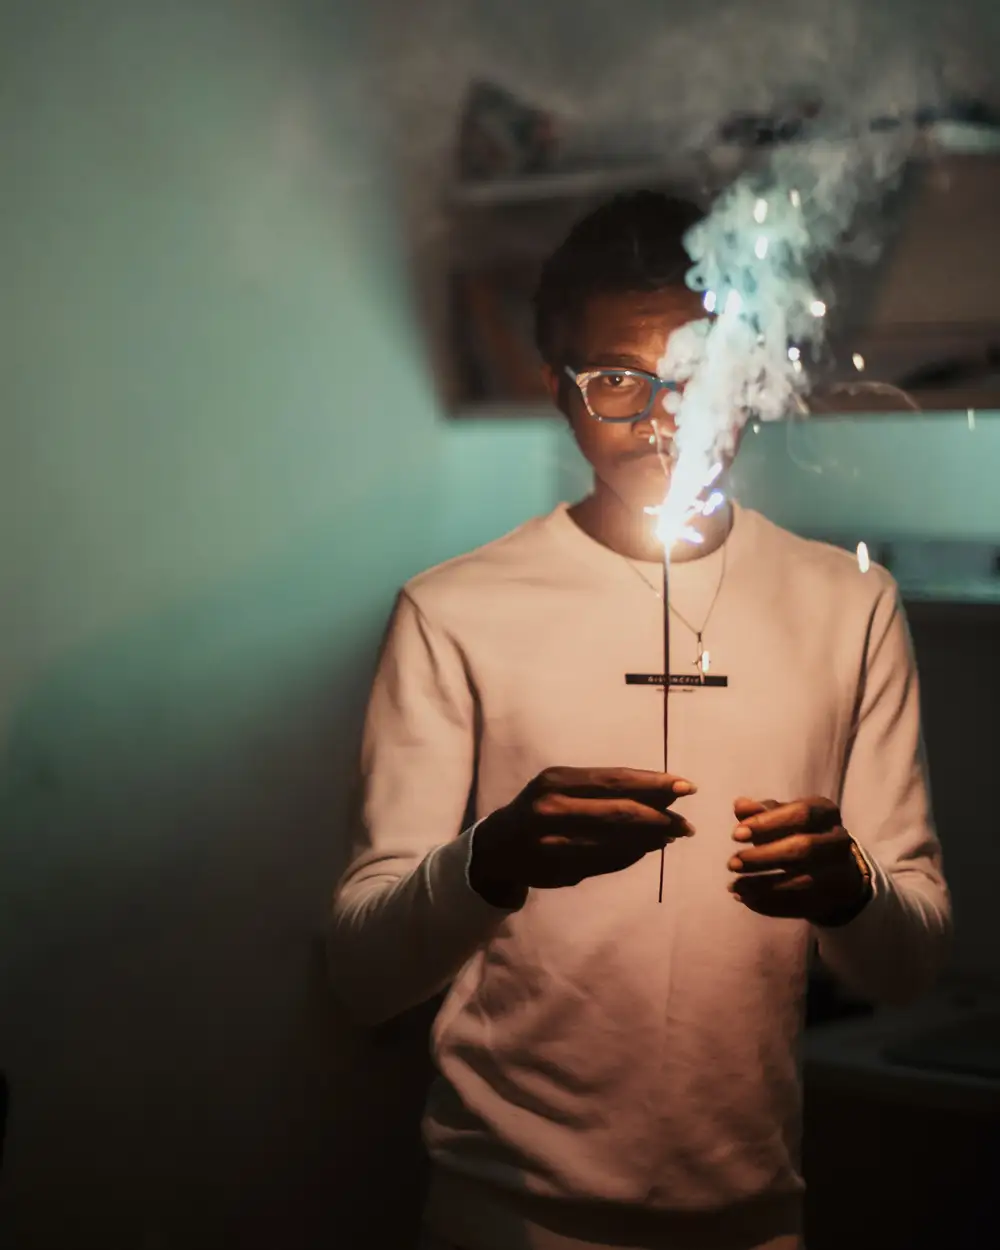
[426,824,526,920]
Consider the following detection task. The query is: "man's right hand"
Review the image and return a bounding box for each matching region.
[468,767,697,907]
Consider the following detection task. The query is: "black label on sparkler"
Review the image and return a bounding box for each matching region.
[625,673,728,687]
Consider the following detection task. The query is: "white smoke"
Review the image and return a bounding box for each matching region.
[655,127,917,544]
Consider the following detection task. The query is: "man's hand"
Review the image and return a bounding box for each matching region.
[727,796,872,925]
[469,767,696,906]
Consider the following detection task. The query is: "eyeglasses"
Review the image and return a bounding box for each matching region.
[564,365,683,424]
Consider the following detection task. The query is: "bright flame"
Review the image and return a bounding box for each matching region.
[856,541,871,573]
[852,352,866,371]
[755,236,769,260]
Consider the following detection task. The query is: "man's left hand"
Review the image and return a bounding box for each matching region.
[727,797,872,924]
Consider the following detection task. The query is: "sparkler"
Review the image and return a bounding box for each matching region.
[642,127,913,901]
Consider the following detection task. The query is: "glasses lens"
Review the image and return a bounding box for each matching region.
[585,372,653,420]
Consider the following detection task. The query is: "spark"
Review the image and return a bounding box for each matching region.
[787,345,801,362]
[753,198,769,224]
[856,542,871,573]
[852,353,866,371]
[790,189,802,208]
[755,236,769,260]
[810,299,827,318]
[703,490,726,516]
[703,290,717,314]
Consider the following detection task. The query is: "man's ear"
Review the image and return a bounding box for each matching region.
[541,363,567,417]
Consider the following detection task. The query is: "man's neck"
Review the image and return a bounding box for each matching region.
[568,486,732,563]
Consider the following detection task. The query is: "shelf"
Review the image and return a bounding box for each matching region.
[448,162,686,209]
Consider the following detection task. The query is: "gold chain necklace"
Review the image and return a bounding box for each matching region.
[623,539,728,676]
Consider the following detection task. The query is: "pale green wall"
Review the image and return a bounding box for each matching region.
[0,3,561,1245]
[731,412,1000,540]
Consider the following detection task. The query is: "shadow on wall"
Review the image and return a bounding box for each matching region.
[0,535,439,1249]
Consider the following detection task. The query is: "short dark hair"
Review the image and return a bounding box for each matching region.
[533,190,704,368]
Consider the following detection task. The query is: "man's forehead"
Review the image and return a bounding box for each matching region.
[579,288,704,348]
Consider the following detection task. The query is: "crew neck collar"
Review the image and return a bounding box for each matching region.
[547,499,748,580]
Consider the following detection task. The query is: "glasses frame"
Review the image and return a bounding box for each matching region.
[564,365,682,424]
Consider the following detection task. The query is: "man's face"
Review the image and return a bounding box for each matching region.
[544,286,710,514]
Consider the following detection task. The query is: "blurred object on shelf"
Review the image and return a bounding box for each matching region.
[457,81,557,182]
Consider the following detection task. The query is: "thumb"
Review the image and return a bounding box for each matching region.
[733,796,780,820]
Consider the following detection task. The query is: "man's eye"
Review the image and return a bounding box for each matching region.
[598,373,637,391]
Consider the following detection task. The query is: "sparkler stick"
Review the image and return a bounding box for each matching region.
[659,551,670,904]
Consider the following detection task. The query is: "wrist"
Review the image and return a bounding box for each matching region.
[468,818,527,911]
[815,839,874,928]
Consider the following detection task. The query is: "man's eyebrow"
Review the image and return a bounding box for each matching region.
[577,354,656,372]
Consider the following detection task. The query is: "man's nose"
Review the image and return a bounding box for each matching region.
[633,402,677,446]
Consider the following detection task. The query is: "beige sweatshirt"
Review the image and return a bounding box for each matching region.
[328,503,951,1250]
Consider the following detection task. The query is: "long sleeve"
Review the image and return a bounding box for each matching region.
[327,590,516,1026]
[817,580,952,1005]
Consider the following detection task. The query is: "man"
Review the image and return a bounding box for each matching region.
[328,192,951,1250]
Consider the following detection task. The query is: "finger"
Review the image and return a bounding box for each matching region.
[730,871,815,899]
[733,796,841,843]
[538,767,697,804]
[540,818,693,863]
[534,794,696,836]
[731,877,818,918]
[728,830,848,874]
[732,796,779,823]
[732,797,779,839]
[534,842,651,886]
